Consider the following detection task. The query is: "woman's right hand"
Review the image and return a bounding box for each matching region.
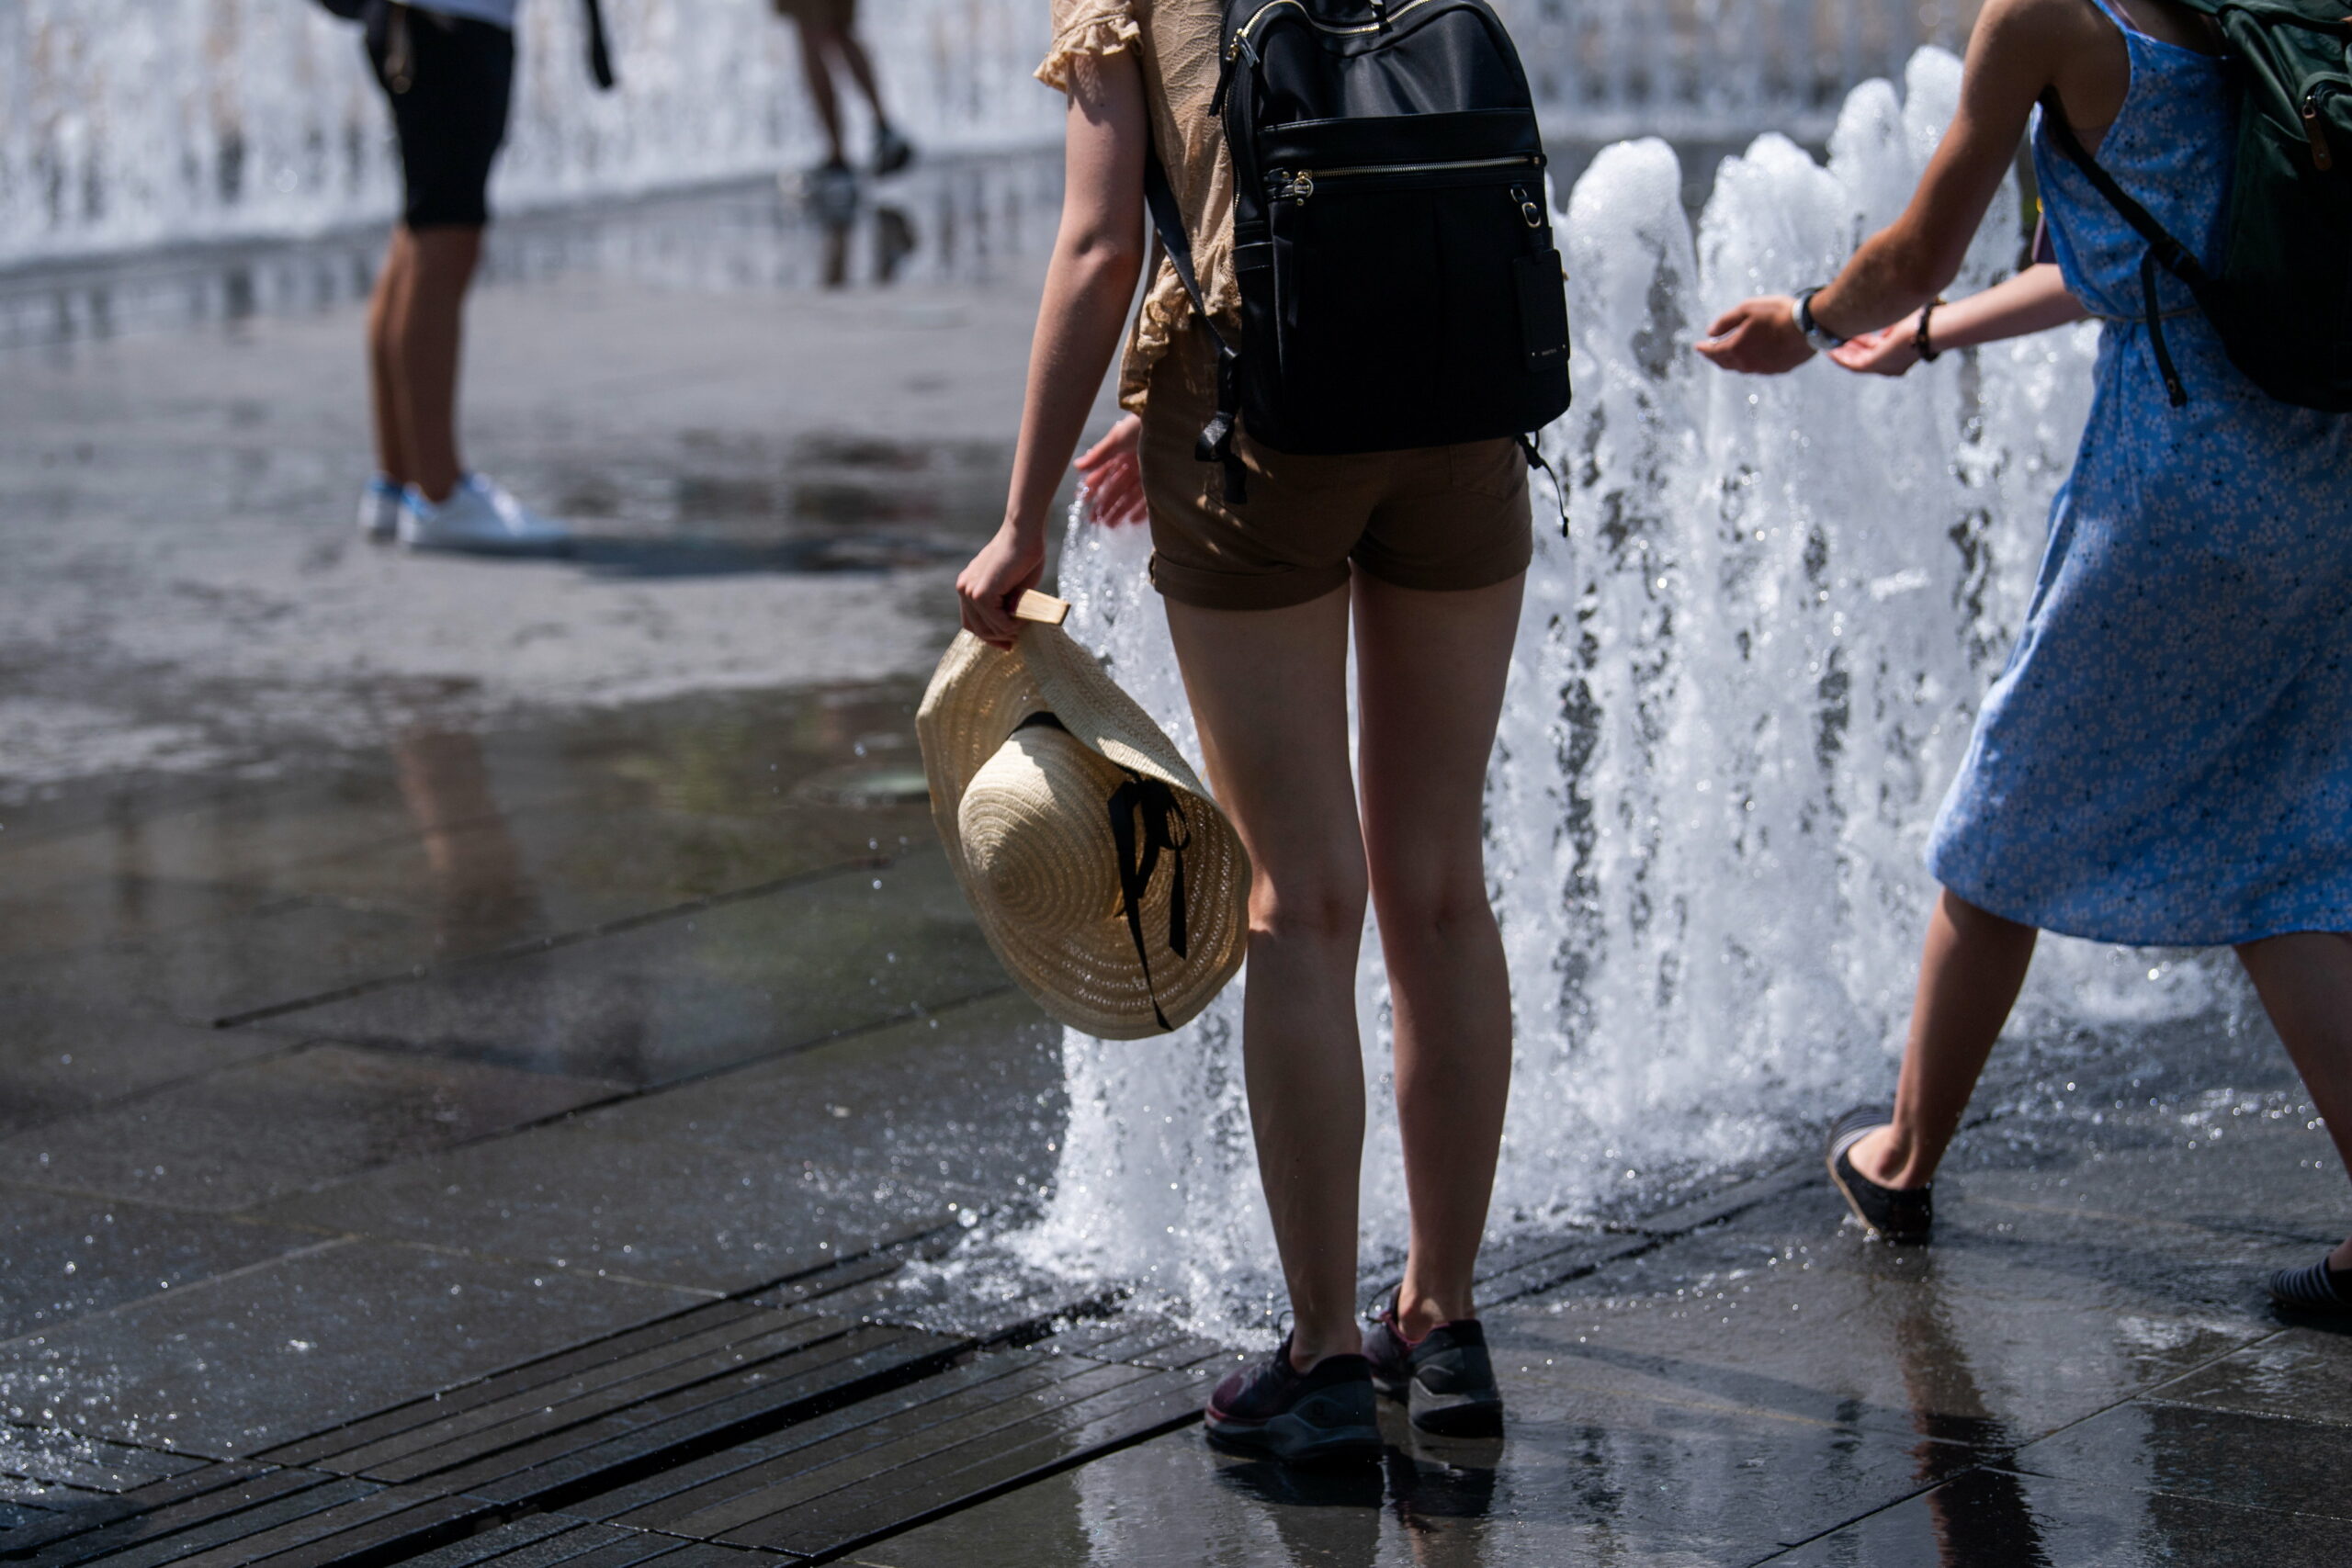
[1074,413,1146,526]
[1828,320,1923,378]
[956,522,1046,649]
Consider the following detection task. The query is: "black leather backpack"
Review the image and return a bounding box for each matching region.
[1145,0,1573,512]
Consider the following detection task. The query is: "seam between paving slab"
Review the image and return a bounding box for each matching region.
[209,853,898,1029]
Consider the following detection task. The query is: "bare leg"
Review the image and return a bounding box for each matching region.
[2234,931,2352,1272]
[1165,587,1367,1370]
[796,24,847,164]
[366,229,413,485]
[830,27,890,129]
[1352,570,1523,1337]
[1849,888,2039,1190]
[385,224,482,504]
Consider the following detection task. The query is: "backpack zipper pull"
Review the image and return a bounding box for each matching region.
[2304,87,2334,172]
[1368,0,1391,30]
[1510,183,1544,228]
[1272,170,1315,204]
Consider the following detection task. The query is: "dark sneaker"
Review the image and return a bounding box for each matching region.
[871,125,914,177]
[1363,1290,1503,1438]
[1826,1105,1933,1244]
[1204,1337,1380,1464]
[2269,1256,2352,1317]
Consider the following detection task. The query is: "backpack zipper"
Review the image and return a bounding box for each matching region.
[1227,0,1446,59]
[1271,153,1539,203]
[2303,85,2335,172]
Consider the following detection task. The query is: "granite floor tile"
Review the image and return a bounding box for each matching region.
[246,846,1007,1086]
[1496,1238,2250,1453]
[849,1384,1987,1568]
[0,992,282,1138]
[0,1238,695,1458]
[2141,1326,2352,1428]
[0,1043,620,1212]
[2008,1398,2352,1523]
[256,1120,968,1293]
[1762,1464,2344,1567]
[0,895,448,1028]
[1947,1095,2351,1249]
[0,1183,317,1339]
[574,989,1061,1197]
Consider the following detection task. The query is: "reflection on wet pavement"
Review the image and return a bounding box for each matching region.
[0,151,1066,354]
[4,152,2349,1568]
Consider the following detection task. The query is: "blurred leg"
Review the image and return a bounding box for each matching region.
[1849,889,2039,1189]
[2235,931,2352,1271]
[367,229,414,485]
[831,28,889,125]
[387,224,482,503]
[797,24,847,164]
[1165,586,1368,1369]
[1351,570,1523,1337]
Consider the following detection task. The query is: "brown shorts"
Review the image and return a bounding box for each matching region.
[1138,340,1532,612]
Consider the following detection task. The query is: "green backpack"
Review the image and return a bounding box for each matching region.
[2038,0,2352,411]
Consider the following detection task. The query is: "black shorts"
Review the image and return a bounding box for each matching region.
[366,6,514,230]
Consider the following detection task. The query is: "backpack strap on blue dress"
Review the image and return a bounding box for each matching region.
[1143,147,1249,505]
[2035,85,2210,407]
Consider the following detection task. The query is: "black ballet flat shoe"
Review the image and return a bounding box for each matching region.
[2268,1257,2352,1317]
[1826,1105,1933,1245]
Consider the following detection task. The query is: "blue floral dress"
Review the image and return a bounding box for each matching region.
[1925,2,2352,945]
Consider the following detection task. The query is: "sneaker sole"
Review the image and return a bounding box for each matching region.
[1408,1384,1503,1438]
[1204,1411,1381,1465]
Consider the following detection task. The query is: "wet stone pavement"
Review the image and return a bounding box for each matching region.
[4,154,2351,1567]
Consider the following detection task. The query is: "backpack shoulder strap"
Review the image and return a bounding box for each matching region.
[1141,148,1249,502]
[2035,85,2209,405]
[2035,88,2209,285]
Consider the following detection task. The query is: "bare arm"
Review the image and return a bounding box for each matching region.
[1827,262,2088,376]
[1695,0,2100,374]
[956,50,1149,646]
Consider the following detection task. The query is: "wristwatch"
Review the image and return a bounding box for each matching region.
[1792,287,1846,353]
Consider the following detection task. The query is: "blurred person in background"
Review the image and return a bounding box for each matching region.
[773,0,914,197]
[358,0,571,553]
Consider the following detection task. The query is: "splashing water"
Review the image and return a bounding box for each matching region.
[1014,50,2231,1335]
[1,0,1964,268]
[0,0,1061,266]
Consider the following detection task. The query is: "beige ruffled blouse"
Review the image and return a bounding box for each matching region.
[1037,0,1241,413]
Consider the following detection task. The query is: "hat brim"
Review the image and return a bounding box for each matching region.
[918,626,1250,1039]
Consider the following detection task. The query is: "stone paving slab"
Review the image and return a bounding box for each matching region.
[255,1118,963,1295]
[2008,1399,2352,1525]
[574,992,1061,1205]
[0,1184,318,1341]
[0,1240,696,1459]
[0,1044,618,1213]
[1762,1463,2346,1566]
[243,849,1007,1088]
[0,993,283,1141]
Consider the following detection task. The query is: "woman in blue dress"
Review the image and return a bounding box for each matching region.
[1698,0,2352,1311]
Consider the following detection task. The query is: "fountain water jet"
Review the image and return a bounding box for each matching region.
[1,0,1968,268]
[1016,49,2232,1336]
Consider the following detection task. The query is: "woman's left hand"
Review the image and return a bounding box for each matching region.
[1074,412,1146,526]
[956,522,1046,649]
[1829,321,1923,377]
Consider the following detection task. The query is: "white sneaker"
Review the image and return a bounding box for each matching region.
[398,473,571,556]
[358,475,401,542]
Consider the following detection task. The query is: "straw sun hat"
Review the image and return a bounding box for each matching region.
[918,592,1250,1039]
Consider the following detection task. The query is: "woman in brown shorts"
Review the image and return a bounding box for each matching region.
[955,0,1528,1463]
